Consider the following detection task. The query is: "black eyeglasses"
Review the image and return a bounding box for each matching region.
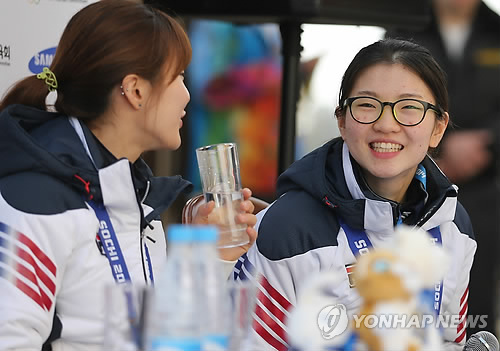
[343,96,443,127]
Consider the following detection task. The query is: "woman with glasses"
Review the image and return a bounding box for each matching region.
[233,38,476,350]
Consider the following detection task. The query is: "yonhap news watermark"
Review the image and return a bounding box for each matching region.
[317,303,489,340]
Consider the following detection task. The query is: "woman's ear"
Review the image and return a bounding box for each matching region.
[336,108,346,140]
[121,74,151,110]
[429,112,449,148]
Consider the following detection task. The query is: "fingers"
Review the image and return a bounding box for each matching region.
[236,212,257,228]
[217,224,258,261]
[242,188,252,200]
[241,188,255,214]
[192,201,215,224]
[197,200,215,217]
[240,198,255,215]
[246,226,258,245]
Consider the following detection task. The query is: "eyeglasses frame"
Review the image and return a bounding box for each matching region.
[343,96,443,127]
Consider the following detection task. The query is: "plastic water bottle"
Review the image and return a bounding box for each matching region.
[146,225,201,351]
[194,226,230,351]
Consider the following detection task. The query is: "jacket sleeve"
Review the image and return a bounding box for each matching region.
[231,208,299,351]
[440,220,477,348]
[232,247,297,351]
[0,205,81,350]
[229,187,350,351]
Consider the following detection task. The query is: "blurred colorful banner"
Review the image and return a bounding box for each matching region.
[186,20,282,200]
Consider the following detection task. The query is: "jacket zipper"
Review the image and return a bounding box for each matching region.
[138,180,152,284]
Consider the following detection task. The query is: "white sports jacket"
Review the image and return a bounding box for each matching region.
[0,105,192,351]
[233,138,477,351]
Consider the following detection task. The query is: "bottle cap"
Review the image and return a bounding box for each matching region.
[194,226,218,242]
[167,224,196,243]
[151,338,201,351]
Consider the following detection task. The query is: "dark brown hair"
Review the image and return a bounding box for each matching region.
[0,0,192,120]
[334,38,449,121]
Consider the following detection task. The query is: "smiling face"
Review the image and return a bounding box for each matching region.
[338,63,448,201]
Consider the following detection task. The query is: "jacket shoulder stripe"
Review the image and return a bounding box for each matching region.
[18,232,57,275]
[261,276,292,311]
[252,275,293,350]
[233,253,254,281]
[455,286,469,343]
[255,303,287,345]
[253,316,288,351]
[0,222,56,311]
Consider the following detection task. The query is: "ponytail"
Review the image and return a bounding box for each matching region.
[0,75,49,112]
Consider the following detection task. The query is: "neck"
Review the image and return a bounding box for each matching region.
[361,168,416,203]
[88,111,143,163]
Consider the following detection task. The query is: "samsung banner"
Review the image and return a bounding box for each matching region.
[0,0,98,98]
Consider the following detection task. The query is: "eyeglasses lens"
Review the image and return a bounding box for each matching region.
[394,100,425,126]
[351,97,381,123]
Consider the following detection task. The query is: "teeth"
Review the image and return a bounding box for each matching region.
[370,142,403,152]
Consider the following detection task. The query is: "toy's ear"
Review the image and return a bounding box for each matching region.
[420,245,449,286]
[393,225,450,288]
[287,269,352,349]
